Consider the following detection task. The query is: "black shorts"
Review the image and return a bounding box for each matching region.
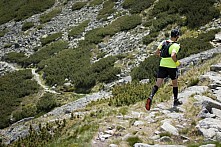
[157,66,178,80]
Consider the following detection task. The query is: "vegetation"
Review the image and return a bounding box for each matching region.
[126,136,142,146]
[122,0,154,14]
[109,82,152,106]
[86,14,142,44]
[0,0,55,25]
[38,46,120,93]
[40,32,63,46]
[0,70,39,129]
[3,52,26,64]
[89,0,103,7]
[11,121,66,147]
[187,141,221,147]
[142,13,182,45]
[142,31,159,45]
[40,7,62,24]
[12,104,37,123]
[131,55,160,82]
[68,20,90,38]
[4,41,67,67]
[23,40,68,67]
[10,110,103,147]
[22,22,35,31]
[36,93,58,113]
[150,0,219,29]
[97,0,116,20]
[72,2,88,11]
[178,29,220,59]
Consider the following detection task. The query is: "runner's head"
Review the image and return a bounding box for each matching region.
[171,29,180,41]
[171,29,180,37]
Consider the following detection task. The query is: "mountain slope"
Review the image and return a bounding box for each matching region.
[0,0,221,146]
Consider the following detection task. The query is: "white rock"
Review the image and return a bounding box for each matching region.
[133,121,144,126]
[160,122,179,136]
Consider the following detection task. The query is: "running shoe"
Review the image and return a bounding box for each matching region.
[173,99,182,106]
[145,98,152,111]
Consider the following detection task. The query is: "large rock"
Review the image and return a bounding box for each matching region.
[196,118,221,140]
[214,32,221,42]
[178,86,209,104]
[194,95,221,112]
[160,122,179,136]
[210,63,221,72]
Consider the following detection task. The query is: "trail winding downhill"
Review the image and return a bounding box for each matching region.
[0,61,58,94]
[31,68,59,94]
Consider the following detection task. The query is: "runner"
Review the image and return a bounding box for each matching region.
[145,29,182,111]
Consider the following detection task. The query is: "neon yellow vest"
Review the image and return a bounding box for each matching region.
[158,40,180,68]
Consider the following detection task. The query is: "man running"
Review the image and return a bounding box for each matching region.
[145,29,182,111]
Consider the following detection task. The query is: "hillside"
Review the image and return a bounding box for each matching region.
[0,0,221,146]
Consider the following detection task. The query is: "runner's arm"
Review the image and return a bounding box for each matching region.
[171,52,177,62]
[155,48,160,57]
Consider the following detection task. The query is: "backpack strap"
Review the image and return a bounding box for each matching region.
[160,40,176,58]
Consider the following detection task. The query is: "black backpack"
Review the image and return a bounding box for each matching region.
[160,40,176,58]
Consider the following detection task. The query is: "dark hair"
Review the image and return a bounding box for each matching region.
[171,29,180,37]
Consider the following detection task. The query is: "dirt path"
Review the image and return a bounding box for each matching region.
[31,68,59,94]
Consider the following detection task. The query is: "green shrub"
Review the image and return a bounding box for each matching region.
[97,0,116,20]
[85,15,141,44]
[142,32,159,45]
[97,67,121,83]
[23,40,68,67]
[119,107,128,116]
[131,55,160,82]
[89,0,103,6]
[152,14,181,31]
[151,0,220,29]
[122,0,154,14]
[91,56,120,83]
[0,0,55,25]
[110,14,142,31]
[85,28,105,44]
[126,136,142,146]
[40,32,63,46]
[177,0,219,28]
[3,52,26,64]
[37,43,121,93]
[36,93,57,113]
[0,69,39,129]
[178,29,218,59]
[12,104,37,122]
[91,56,117,73]
[97,52,106,59]
[38,45,91,87]
[109,82,151,106]
[68,20,90,38]
[40,7,62,24]
[22,22,34,31]
[72,2,87,11]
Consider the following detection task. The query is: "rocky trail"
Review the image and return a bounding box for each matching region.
[91,55,221,147]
